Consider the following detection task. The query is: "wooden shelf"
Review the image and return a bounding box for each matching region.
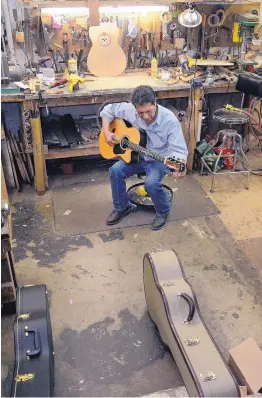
[45,142,100,159]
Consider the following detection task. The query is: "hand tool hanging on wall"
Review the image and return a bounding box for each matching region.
[151,35,157,59]
[63,32,69,62]
[170,21,177,45]
[160,11,172,40]
[121,19,129,49]
[127,21,139,40]
[2,0,16,63]
[127,38,138,69]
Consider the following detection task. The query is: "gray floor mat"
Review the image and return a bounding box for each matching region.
[52,175,219,235]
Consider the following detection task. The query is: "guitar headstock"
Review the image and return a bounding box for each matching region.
[165,157,186,172]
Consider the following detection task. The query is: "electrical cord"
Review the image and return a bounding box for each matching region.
[247,98,262,158]
[226,103,262,159]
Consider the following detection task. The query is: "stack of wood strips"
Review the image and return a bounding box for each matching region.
[5,132,34,192]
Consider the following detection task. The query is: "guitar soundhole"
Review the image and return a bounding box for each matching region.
[120,136,129,150]
[98,33,111,47]
[113,134,129,155]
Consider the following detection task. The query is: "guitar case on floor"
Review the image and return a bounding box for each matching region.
[11,285,55,397]
[143,250,240,397]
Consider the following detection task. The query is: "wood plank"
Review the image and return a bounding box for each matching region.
[6,138,20,192]
[205,85,238,94]
[26,0,262,4]
[1,94,25,103]
[26,1,88,6]
[26,152,35,180]
[1,125,6,139]
[89,0,100,26]
[11,134,31,183]
[187,87,202,171]
[9,134,30,183]
[157,89,190,99]
[31,117,46,195]
[1,164,8,203]
[191,59,234,67]
[45,144,100,159]
[39,94,133,107]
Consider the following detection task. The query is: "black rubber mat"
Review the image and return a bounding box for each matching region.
[52,175,219,235]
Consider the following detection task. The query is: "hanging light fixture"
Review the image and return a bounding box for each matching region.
[178,3,202,28]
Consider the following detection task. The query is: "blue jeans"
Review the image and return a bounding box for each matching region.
[109,160,170,216]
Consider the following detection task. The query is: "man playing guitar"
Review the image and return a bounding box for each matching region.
[100,85,188,230]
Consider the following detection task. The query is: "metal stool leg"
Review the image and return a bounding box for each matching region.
[210,173,215,193]
[246,171,250,190]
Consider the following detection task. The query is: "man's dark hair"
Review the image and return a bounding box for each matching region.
[131,85,156,107]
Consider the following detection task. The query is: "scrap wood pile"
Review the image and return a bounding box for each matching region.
[4,132,34,192]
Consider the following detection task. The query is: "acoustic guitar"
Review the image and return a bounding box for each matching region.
[99,119,186,173]
[87,24,127,77]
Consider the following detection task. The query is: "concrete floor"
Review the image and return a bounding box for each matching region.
[2,156,262,397]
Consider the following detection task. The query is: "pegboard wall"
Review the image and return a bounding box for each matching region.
[34,1,261,64]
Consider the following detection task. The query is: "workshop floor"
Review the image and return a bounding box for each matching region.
[2,155,262,397]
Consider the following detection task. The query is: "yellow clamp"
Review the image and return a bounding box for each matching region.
[65,70,86,92]
[225,104,237,111]
[15,373,35,382]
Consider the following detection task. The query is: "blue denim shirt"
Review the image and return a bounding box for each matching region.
[100,103,188,162]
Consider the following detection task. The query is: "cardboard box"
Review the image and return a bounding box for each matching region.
[229,337,262,395]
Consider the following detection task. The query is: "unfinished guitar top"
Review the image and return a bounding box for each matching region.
[87,24,127,77]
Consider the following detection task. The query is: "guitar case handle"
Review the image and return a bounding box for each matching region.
[26,328,41,358]
[178,293,195,323]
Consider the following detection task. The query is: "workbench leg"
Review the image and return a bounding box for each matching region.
[31,116,47,195]
[187,87,203,171]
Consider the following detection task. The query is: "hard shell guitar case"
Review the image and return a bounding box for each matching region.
[143,250,240,397]
[11,284,55,397]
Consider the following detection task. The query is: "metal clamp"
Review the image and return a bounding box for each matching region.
[200,371,216,382]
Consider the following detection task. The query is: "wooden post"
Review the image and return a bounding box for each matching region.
[31,116,46,195]
[1,164,8,204]
[187,87,202,171]
[88,0,100,26]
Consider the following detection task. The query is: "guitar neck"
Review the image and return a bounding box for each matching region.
[122,138,165,164]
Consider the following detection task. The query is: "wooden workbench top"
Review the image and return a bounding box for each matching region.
[1,70,237,103]
[33,71,193,99]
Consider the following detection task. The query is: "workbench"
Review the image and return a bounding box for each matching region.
[1,70,238,195]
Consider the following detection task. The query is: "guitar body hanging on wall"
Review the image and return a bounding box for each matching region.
[87,24,127,77]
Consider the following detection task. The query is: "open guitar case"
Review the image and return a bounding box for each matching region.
[143,250,240,397]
